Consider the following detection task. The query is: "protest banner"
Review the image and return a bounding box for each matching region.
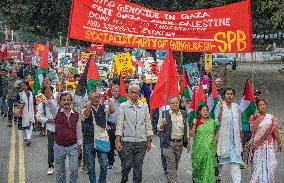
[113,52,133,76]
[205,53,213,73]
[90,44,105,56]
[7,51,23,62]
[68,0,252,53]
[183,63,200,85]
[58,52,72,72]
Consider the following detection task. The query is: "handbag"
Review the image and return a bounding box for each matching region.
[243,137,253,165]
[92,111,110,153]
[13,102,24,118]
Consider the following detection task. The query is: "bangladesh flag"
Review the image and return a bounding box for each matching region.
[119,75,127,103]
[180,69,191,100]
[240,80,256,132]
[87,56,100,94]
[207,79,220,119]
[33,44,49,95]
[188,85,207,126]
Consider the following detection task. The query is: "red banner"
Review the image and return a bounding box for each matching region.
[68,0,252,53]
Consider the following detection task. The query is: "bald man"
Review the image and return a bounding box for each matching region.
[115,84,153,183]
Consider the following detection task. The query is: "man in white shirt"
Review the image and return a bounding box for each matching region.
[36,85,56,175]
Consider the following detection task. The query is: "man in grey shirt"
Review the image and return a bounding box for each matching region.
[107,85,121,169]
[115,84,153,183]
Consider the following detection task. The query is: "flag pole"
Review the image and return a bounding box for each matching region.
[194,84,198,120]
[163,76,168,118]
[59,37,69,92]
[251,52,255,92]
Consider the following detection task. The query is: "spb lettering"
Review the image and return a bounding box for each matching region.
[214,30,246,52]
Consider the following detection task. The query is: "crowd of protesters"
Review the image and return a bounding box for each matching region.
[0,58,282,183]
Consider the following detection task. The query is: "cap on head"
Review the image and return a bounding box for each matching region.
[215,78,222,82]
[254,90,261,95]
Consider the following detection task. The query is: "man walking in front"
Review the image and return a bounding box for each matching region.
[157,96,189,183]
[47,92,83,183]
[81,90,114,183]
[115,84,153,183]
[36,85,56,175]
[106,85,121,169]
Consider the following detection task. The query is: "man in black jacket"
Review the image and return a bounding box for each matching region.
[158,96,190,183]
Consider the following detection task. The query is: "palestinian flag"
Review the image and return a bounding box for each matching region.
[207,79,220,119]
[87,56,100,94]
[240,80,256,132]
[180,69,191,100]
[33,44,48,95]
[187,85,207,126]
[119,75,127,103]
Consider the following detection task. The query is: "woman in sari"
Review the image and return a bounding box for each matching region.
[191,105,217,183]
[249,99,282,183]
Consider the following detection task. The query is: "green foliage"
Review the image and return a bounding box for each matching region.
[0,0,71,38]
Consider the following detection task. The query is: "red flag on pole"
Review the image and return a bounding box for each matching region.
[119,75,127,103]
[87,56,100,80]
[87,56,101,94]
[39,44,49,69]
[150,50,179,109]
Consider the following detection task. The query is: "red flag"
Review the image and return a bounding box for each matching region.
[180,69,189,93]
[243,80,255,102]
[119,75,128,103]
[211,79,219,99]
[39,44,49,69]
[189,85,207,110]
[87,56,100,80]
[197,85,207,104]
[150,50,179,109]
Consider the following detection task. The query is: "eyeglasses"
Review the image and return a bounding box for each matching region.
[130,91,139,94]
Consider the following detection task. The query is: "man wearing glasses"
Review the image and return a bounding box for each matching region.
[115,84,153,183]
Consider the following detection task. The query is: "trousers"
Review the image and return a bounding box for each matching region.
[47,130,55,168]
[54,143,78,183]
[24,125,33,140]
[163,141,183,183]
[120,141,147,183]
[219,163,241,183]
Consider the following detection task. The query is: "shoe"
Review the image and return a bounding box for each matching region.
[81,166,88,174]
[26,140,31,147]
[107,165,113,169]
[47,167,54,175]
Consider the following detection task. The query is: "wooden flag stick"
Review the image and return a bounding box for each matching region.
[251,52,255,92]
[59,37,69,92]
[163,76,168,118]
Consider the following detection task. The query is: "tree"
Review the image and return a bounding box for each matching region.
[0,0,72,38]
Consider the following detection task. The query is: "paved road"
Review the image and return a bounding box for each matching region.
[1,63,284,183]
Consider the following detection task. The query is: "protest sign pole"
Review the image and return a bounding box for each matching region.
[251,52,255,92]
[59,37,69,92]
[163,76,168,118]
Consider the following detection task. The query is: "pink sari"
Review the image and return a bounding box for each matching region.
[249,114,278,183]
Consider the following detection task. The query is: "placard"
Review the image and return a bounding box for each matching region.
[113,52,133,76]
[205,53,213,73]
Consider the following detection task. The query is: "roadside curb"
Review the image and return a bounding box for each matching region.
[278,68,284,75]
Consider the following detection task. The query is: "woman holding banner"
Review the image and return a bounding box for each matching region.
[249,99,282,183]
[190,105,217,183]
